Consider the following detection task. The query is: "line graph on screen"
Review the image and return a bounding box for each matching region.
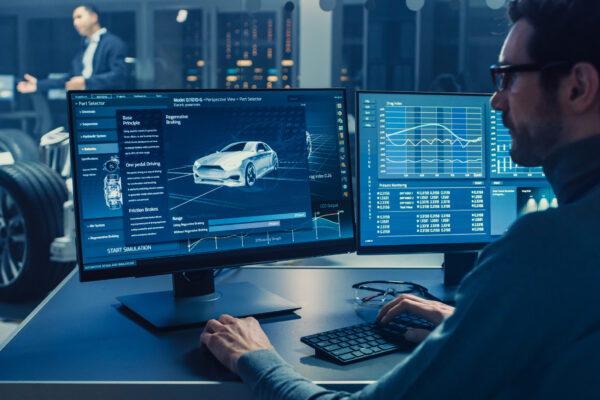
[379,106,484,179]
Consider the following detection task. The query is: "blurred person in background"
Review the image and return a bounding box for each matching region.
[17,4,127,93]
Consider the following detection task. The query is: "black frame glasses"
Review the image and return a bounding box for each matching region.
[352,280,441,304]
[489,61,573,92]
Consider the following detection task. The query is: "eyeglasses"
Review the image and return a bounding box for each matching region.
[489,61,573,92]
[352,280,441,304]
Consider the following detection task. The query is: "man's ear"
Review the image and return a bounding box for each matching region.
[566,62,599,113]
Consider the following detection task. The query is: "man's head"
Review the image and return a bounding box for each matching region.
[72,4,101,39]
[490,0,600,166]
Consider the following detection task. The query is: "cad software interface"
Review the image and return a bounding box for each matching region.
[70,90,353,271]
[358,92,555,248]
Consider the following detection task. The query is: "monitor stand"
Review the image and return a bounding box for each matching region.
[442,251,479,286]
[117,270,300,329]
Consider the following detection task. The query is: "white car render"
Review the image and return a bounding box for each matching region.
[193,141,278,187]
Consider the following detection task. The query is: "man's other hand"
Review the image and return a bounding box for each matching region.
[65,76,86,90]
[16,74,38,93]
[200,314,274,373]
[376,294,455,344]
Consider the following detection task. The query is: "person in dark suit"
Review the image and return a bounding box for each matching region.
[17,4,127,93]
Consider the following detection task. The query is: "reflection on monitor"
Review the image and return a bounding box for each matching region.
[68,89,355,328]
[356,91,555,255]
[0,75,15,101]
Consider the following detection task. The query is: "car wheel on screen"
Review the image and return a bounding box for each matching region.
[271,154,279,178]
[245,163,256,186]
[0,162,73,301]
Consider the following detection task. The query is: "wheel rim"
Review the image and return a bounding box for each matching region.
[0,188,27,287]
[246,164,256,186]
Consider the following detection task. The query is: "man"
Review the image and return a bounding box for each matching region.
[201,0,600,397]
[17,4,127,93]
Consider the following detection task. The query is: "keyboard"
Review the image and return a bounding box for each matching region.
[300,313,434,364]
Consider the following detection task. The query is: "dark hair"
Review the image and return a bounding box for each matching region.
[507,0,600,92]
[79,4,100,22]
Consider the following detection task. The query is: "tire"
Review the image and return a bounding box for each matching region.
[0,129,39,162]
[0,162,72,301]
[271,154,279,179]
[245,163,256,187]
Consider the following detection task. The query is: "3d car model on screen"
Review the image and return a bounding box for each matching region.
[193,141,278,187]
[104,173,123,209]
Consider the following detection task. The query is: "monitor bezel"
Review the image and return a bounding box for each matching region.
[68,88,356,282]
[355,90,494,255]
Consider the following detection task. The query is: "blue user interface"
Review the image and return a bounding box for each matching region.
[357,92,555,250]
[69,90,354,271]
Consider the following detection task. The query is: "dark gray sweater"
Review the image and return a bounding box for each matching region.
[237,134,600,399]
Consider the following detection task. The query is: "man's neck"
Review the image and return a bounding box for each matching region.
[544,112,600,161]
[85,25,102,39]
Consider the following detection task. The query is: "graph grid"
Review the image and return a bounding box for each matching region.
[379,105,484,178]
[490,111,545,178]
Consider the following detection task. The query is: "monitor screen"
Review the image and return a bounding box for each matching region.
[69,89,355,282]
[356,91,555,253]
[0,75,14,101]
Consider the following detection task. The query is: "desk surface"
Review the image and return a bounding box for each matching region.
[0,256,451,399]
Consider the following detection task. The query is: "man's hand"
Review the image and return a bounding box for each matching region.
[16,74,38,93]
[376,294,455,344]
[200,314,274,374]
[65,76,86,90]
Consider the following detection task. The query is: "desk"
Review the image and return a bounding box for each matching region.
[0,257,452,399]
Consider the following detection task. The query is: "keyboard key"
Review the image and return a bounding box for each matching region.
[332,347,353,356]
[340,353,355,361]
[324,344,340,351]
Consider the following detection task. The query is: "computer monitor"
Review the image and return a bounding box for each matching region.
[0,75,15,102]
[68,88,355,328]
[356,91,555,280]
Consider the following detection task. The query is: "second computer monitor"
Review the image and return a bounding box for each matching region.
[356,91,555,254]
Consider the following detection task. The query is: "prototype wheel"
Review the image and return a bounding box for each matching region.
[0,162,72,301]
[245,163,256,186]
[0,129,39,162]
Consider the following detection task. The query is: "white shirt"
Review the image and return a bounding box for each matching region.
[81,28,107,79]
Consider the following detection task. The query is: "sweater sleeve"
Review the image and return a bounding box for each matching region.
[238,350,354,400]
